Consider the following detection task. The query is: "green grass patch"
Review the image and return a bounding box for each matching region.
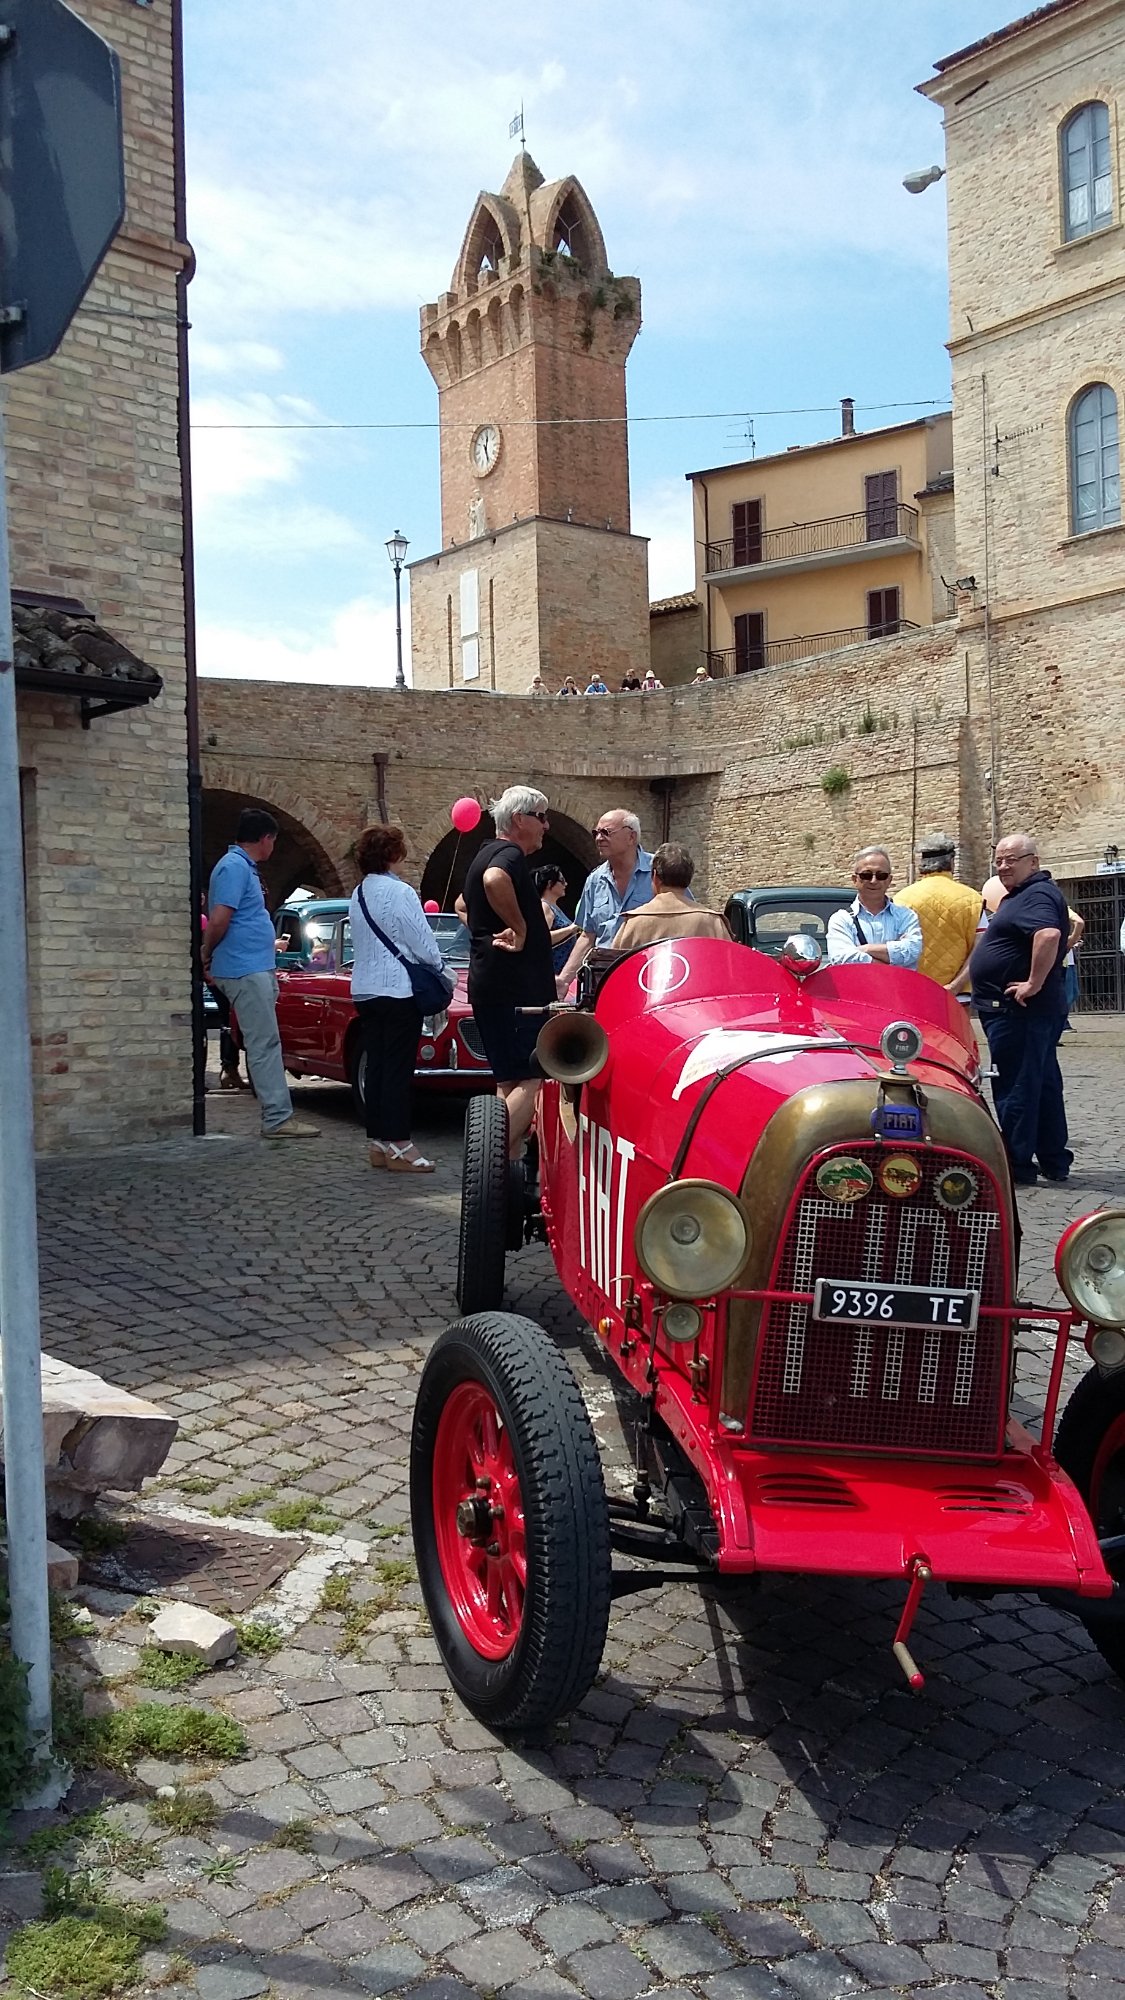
[335,1556,417,1656]
[137,1648,206,1691]
[48,1592,87,1644]
[147,1787,217,1835]
[68,1702,245,1774]
[367,1521,407,1541]
[265,1497,340,1534]
[19,1807,104,1864]
[270,1817,314,1851]
[70,1515,128,1556]
[234,1618,284,1658]
[376,1557,416,1590]
[210,1485,276,1519]
[169,1474,219,1497]
[318,1573,354,1614]
[6,1868,166,1999]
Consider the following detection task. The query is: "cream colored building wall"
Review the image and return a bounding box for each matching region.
[9,0,190,1150]
[691,415,953,652]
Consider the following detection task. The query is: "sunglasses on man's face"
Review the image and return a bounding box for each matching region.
[856,869,890,882]
[523,810,549,824]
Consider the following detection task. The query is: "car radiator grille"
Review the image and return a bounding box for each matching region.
[458,1020,486,1063]
[747,1147,1009,1459]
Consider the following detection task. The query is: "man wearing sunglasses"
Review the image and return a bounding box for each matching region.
[826,847,923,968]
[556,808,654,996]
[461,785,555,1157]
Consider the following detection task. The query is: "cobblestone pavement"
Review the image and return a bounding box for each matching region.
[8,1022,1125,2000]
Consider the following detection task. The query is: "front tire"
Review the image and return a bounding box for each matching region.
[457,1095,510,1314]
[1055,1366,1125,1680]
[411,1312,612,1730]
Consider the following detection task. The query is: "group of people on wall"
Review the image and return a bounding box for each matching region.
[204,797,1080,1198]
[527,666,714,696]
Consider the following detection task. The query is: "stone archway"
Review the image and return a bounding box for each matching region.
[419,807,596,914]
[203,788,346,907]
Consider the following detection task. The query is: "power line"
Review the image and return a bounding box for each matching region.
[192,398,947,433]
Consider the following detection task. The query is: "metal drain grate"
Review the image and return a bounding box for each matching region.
[80,1517,297,1613]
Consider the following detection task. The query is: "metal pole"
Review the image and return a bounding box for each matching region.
[393,558,405,689]
[0,403,63,1805]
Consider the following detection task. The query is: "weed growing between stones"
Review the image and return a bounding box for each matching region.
[234,1618,284,1657]
[60,1698,245,1773]
[269,1818,314,1851]
[147,1786,217,1835]
[71,1515,128,1556]
[210,1486,276,1519]
[6,1867,165,2000]
[265,1497,341,1534]
[137,1647,206,1690]
[329,1557,419,1655]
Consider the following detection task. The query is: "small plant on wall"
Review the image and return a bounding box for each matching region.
[821,765,852,798]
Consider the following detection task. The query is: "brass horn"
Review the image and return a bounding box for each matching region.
[535,1010,610,1085]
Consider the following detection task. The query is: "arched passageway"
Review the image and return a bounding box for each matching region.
[203,789,346,907]
[419,809,596,914]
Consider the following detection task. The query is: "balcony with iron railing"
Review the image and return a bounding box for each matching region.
[707,621,921,678]
[703,503,920,581]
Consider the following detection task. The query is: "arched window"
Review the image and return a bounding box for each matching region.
[1061,102,1113,240]
[1069,383,1120,534]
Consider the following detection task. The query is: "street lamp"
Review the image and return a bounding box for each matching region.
[386,530,409,689]
[903,164,946,194]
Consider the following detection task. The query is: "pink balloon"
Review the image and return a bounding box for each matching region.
[423,899,440,914]
[451,796,482,834]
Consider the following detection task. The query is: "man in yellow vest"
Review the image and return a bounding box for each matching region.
[895,834,982,993]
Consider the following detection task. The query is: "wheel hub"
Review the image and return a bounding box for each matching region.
[432,1382,527,1660]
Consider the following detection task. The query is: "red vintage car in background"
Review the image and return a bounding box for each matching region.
[272,901,492,1112]
[411,932,1125,1730]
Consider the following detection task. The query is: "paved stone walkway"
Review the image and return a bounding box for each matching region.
[6,1021,1125,2000]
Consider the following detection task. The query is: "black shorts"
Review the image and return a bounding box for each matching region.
[470,999,546,1084]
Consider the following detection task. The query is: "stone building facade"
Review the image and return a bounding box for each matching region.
[11,0,192,1149]
[408,154,651,695]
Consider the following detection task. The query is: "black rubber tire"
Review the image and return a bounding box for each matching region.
[1055,1365,1125,1680]
[411,1311,612,1730]
[457,1095,509,1315]
[348,1036,367,1121]
[506,1159,527,1253]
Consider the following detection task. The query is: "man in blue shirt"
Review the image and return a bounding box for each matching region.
[557,809,654,994]
[202,808,319,1140]
[826,846,923,969]
[970,831,1070,1186]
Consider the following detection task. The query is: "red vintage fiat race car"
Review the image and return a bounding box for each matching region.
[410,934,1125,1731]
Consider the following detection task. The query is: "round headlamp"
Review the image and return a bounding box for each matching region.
[662,1303,703,1344]
[635,1180,749,1300]
[1056,1210,1125,1327]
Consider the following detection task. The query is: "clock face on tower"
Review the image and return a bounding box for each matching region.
[469,423,501,476]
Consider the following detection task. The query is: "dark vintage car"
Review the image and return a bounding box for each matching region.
[724,885,854,958]
[410,931,1125,1730]
[272,901,492,1110]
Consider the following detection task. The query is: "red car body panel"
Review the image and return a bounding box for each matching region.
[535,937,1112,1605]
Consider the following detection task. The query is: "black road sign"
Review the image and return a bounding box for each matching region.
[0,0,126,374]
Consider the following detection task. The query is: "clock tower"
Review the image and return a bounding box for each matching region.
[408,153,651,693]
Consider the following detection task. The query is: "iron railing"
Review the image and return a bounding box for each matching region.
[1057,872,1125,1013]
[707,621,921,677]
[704,503,919,574]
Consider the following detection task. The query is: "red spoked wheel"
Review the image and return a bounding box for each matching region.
[431,1381,527,1661]
[1056,1366,1125,1680]
[411,1312,611,1730]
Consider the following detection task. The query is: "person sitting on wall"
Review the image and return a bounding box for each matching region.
[585,674,609,695]
[641,669,663,691]
[692,665,712,685]
[612,844,730,948]
[620,671,642,692]
[557,676,581,697]
[527,675,549,696]
[826,846,923,969]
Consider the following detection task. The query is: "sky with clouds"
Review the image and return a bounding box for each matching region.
[185,0,1020,688]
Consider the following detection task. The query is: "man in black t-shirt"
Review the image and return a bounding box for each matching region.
[969,832,1071,1186]
[461,784,556,1157]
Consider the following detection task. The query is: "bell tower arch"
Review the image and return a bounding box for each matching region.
[409,153,651,695]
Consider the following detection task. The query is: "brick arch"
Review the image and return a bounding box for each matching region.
[202,763,352,903]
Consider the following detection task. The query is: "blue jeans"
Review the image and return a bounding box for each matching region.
[983,1008,1072,1181]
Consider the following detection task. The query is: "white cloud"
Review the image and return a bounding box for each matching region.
[190,337,285,379]
[634,478,695,602]
[195,499,371,563]
[198,594,410,688]
[190,391,321,508]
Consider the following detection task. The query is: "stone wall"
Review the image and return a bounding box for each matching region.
[10,0,191,1151]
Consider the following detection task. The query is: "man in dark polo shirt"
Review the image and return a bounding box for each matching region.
[462,785,555,1158]
[970,831,1071,1186]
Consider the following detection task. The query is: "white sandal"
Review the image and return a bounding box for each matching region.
[386,1141,436,1174]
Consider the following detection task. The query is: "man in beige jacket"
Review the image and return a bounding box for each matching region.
[612,844,730,949]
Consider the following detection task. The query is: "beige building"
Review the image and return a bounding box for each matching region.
[11,0,193,1148]
[687,407,955,677]
[408,154,651,695]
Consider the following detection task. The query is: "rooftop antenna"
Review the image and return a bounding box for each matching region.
[509,104,526,152]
